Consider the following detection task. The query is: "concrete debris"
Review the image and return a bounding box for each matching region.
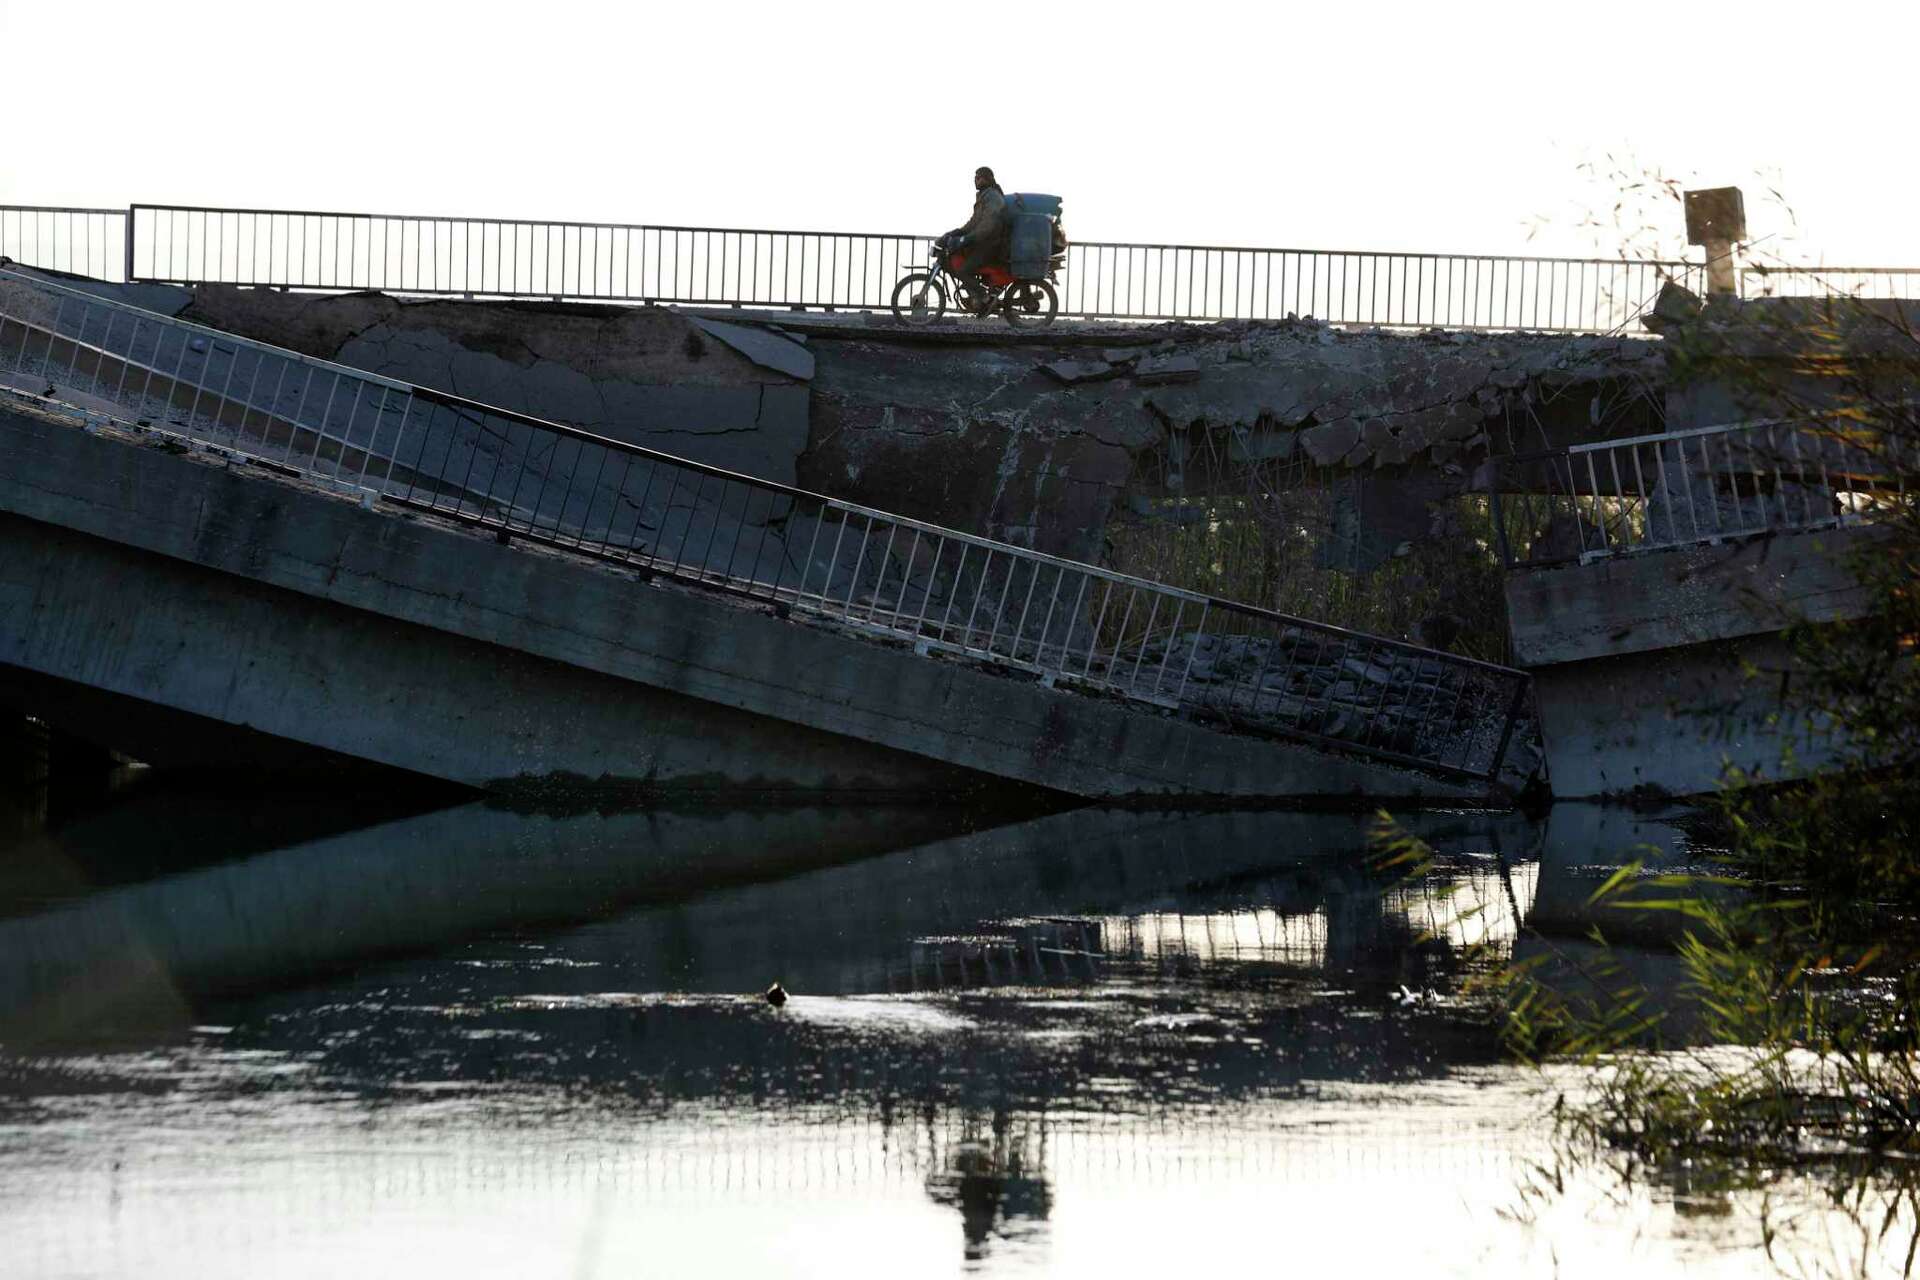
[1342,656,1393,684]
[1154,631,1543,788]
[1641,279,1704,334]
[690,317,816,381]
[1299,421,1362,466]
[1042,359,1122,385]
[1133,353,1203,384]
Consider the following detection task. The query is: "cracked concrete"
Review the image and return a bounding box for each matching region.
[173,286,814,483]
[9,268,1670,575]
[801,317,1665,563]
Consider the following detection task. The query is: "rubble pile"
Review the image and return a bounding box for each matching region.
[1146,630,1543,786]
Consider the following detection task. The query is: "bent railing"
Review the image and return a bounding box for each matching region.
[1491,417,1912,567]
[0,265,1529,782]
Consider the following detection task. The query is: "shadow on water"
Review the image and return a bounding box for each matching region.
[0,760,1716,1274]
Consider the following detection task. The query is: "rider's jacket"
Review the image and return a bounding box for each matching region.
[953,185,1009,257]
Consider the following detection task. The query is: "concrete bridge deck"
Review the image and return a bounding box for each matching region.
[0,267,1531,802]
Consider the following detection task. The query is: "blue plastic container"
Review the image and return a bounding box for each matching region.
[1007,193,1064,281]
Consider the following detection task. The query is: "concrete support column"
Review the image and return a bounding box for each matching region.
[1685,187,1746,298]
[1703,238,1739,296]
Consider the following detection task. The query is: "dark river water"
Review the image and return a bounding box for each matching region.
[0,762,1899,1278]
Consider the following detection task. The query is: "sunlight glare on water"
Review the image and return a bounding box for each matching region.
[0,786,1906,1278]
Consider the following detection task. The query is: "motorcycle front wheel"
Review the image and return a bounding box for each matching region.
[890,273,948,326]
[1002,280,1059,330]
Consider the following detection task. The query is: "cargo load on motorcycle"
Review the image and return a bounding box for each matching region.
[1006,193,1068,282]
[890,189,1067,329]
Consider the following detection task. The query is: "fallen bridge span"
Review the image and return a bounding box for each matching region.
[0,268,1530,802]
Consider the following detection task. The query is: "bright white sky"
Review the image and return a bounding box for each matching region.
[1,0,1911,268]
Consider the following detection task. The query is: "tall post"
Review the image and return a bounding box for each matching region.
[123,205,136,283]
[1685,187,1746,297]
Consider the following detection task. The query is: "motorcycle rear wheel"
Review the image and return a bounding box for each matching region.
[890,273,948,326]
[1003,280,1059,330]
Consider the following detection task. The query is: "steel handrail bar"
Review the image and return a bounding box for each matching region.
[1491,411,1908,569]
[416,397,1228,602]
[1744,264,1920,276]
[0,267,415,391]
[412,379,1505,670]
[133,202,933,242]
[1067,240,1696,267]
[127,203,1699,271]
[0,315,452,497]
[1559,416,1823,455]
[411,386,1201,604]
[1500,408,1914,464]
[367,488,1506,782]
[0,205,125,216]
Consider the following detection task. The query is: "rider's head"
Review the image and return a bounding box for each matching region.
[974,167,996,190]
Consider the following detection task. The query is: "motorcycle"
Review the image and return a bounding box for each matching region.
[889,235,1060,329]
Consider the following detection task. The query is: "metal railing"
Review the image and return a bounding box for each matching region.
[0,265,1529,783]
[1491,417,1911,567]
[120,203,1701,332]
[1054,242,1698,331]
[6,201,1915,332]
[1742,265,1920,303]
[127,204,935,312]
[0,207,128,284]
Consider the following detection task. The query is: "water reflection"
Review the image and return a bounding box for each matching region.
[0,780,1872,1277]
[923,1112,1053,1265]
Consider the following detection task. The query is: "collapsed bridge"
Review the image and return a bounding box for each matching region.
[0,267,1531,802]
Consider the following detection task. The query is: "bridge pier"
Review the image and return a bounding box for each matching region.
[1505,524,1880,797]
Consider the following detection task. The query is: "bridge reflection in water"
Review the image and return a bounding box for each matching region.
[0,785,1782,1278]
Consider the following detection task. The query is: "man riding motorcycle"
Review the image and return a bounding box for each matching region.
[940,167,1010,301]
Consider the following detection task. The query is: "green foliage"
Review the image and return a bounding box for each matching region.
[1373,286,1920,1266]
[1710,531,1920,921]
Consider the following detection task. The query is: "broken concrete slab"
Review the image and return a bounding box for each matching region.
[1134,353,1202,384]
[335,325,811,483]
[1299,420,1362,466]
[1041,359,1120,384]
[691,316,816,381]
[128,284,819,485]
